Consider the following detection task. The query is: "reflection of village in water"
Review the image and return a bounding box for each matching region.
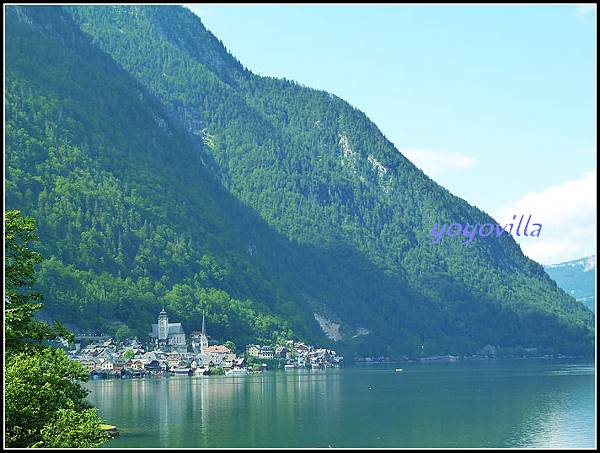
[68,309,343,378]
[87,366,344,445]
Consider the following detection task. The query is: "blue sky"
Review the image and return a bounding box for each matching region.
[186,4,596,264]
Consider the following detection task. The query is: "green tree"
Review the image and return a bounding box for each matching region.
[37,401,109,448]
[5,210,68,352]
[114,324,131,343]
[223,340,236,354]
[4,210,109,448]
[5,348,109,448]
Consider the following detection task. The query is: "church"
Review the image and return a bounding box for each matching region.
[191,312,209,354]
[149,308,187,353]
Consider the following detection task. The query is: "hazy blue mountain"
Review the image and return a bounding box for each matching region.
[545,256,595,312]
[5,5,594,357]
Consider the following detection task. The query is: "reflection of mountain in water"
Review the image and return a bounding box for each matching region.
[85,363,594,448]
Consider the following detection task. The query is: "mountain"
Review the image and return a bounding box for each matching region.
[5,5,594,357]
[545,256,596,312]
[5,5,318,349]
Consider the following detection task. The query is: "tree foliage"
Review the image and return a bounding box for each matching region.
[4,210,108,448]
[5,349,109,448]
[5,210,69,352]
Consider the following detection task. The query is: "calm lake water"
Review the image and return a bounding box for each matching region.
[86,361,595,448]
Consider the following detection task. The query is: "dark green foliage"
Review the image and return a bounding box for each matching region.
[5,349,109,448]
[5,5,594,358]
[37,401,111,448]
[4,210,108,448]
[5,210,70,352]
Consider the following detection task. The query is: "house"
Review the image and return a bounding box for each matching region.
[123,338,143,349]
[198,351,236,367]
[295,343,309,354]
[95,348,115,361]
[81,344,103,356]
[204,345,231,354]
[259,346,274,360]
[275,346,288,358]
[166,354,183,368]
[246,344,260,358]
[144,360,163,373]
[234,357,247,368]
[78,359,96,371]
[98,359,114,371]
[223,359,235,370]
[121,347,144,358]
[127,360,145,371]
[139,351,160,364]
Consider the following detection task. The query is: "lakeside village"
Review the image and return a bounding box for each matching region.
[65,308,343,379]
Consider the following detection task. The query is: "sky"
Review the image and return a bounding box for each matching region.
[185,3,596,264]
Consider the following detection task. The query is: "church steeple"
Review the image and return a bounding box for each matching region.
[199,310,208,354]
[158,307,169,342]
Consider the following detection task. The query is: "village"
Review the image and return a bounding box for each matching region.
[66,308,343,378]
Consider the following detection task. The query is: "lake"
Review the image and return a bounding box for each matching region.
[86,360,595,448]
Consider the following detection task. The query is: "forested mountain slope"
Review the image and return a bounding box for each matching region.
[5,5,594,357]
[5,6,322,348]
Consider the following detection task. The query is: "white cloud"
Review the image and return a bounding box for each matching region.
[400,149,475,177]
[494,170,596,265]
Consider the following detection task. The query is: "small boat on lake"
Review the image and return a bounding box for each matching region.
[395,368,403,372]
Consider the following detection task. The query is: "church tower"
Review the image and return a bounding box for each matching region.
[158,307,169,345]
[199,311,209,353]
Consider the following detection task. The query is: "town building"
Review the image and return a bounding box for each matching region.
[259,346,274,359]
[275,346,288,358]
[149,308,187,353]
[204,345,231,354]
[246,344,260,357]
[197,341,235,366]
[127,360,145,371]
[98,358,114,370]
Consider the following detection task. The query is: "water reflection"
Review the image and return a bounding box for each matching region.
[86,362,595,448]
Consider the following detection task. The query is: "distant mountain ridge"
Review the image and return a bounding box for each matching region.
[5,5,594,357]
[546,255,596,271]
[545,256,596,312]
